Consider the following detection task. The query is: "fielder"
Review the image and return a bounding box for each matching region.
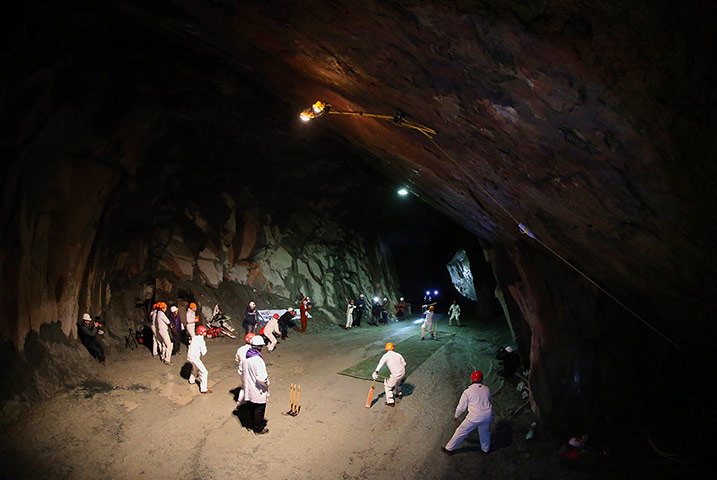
[442,370,493,455]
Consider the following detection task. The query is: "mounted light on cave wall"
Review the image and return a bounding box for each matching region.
[397,187,409,196]
[299,100,437,138]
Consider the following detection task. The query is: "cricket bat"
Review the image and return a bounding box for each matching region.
[365,379,376,408]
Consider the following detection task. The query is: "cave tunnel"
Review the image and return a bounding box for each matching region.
[1,1,715,478]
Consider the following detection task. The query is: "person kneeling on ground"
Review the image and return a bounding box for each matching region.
[372,343,406,407]
[442,370,493,455]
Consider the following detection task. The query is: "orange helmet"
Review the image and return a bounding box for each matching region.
[385,343,394,351]
[428,306,434,311]
[158,302,167,310]
[273,313,280,319]
[189,302,197,310]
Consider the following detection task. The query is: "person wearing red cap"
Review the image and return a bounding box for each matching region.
[187,325,212,394]
[263,313,281,352]
[442,370,493,455]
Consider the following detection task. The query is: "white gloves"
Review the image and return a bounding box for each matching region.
[372,371,378,380]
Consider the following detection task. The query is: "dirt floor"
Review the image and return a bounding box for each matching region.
[0,313,629,479]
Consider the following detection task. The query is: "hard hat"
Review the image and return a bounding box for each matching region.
[189,302,197,310]
[385,343,394,351]
[288,307,295,311]
[196,325,208,335]
[159,302,167,309]
[170,306,178,313]
[429,306,434,311]
[82,313,92,321]
[359,294,364,298]
[505,346,513,353]
[273,313,280,319]
[471,370,483,383]
[244,333,256,343]
[400,297,404,301]
[250,336,265,346]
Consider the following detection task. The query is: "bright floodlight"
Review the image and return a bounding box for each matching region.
[298,100,437,138]
[434,290,439,295]
[299,100,328,121]
[425,291,430,296]
[397,188,408,196]
[373,296,379,303]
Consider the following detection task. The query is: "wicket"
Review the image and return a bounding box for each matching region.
[286,383,301,416]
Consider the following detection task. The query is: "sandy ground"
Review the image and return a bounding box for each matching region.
[1,314,613,480]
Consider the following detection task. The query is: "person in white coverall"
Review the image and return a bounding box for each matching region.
[186,302,198,341]
[345,299,356,329]
[243,335,270,434]
[155,302,173,365]
[421,305,437,340]
[442,370,493,455]
[187,325,212,394]
[263,313,281,352]
[235,333,255,405]
[372,343,406,407]
[149,304,160,356]
[448,300,461,326]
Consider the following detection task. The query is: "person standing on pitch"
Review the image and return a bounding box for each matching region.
[372,343,406,407]
[186,302,198,342]
[243,336,270,434]
[169,305,182,355]
[149,303,160,356]
[263,313,281,352]
[421,305,437,340]
[299,297,311,333]
[187,325,212,394]
[345,299,356,329]
[243,301,259,335]
[442,370,493,455]
[395,297,406,321]
[235,333,255,406]
[155,302,173,365]
[354,294,366,327]
[448,300,461,327]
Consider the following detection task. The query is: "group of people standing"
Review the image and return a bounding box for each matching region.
[344,295,410,329]
[148,301,199,365]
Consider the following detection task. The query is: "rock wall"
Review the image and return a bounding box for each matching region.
[487,241,635,432]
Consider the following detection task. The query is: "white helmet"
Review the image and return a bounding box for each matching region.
[400,297,404,301]
[505,346,513,353]
[82,313,92,321]
[251,336,265,346]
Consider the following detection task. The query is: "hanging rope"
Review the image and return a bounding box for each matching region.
[419,133,701,366]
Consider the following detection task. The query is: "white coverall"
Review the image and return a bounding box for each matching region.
[243,353,270,403]
[374,350,406,404]
[156,310,173,364]
[263,318,281,352]
[187,334,209,392]
[448,303,461,326]
[421,310,437,339]
[235,343,251,404]
[149,310,159,356]
[445,382,494,453]
[345,303,356,329]
[186,308,196,340]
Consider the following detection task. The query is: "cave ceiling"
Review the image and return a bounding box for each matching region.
[4,1,715,330]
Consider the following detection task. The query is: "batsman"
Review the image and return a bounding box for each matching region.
[372,343,406,407]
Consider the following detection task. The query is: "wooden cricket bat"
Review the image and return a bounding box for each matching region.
[365,379,376,408]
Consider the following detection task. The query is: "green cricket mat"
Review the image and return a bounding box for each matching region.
[338,331,455,381]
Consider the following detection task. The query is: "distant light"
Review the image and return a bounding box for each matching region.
[434,290,439,295]
[425,291,430,296]
[373,296,379,303]
[397,188,408,196]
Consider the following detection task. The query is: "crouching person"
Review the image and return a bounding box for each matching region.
[372,343,406,407]
[442,370,493,455]
[243,336,270,434]
[187,325,212,394]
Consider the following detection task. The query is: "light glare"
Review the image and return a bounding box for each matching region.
[397,188,408,196]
